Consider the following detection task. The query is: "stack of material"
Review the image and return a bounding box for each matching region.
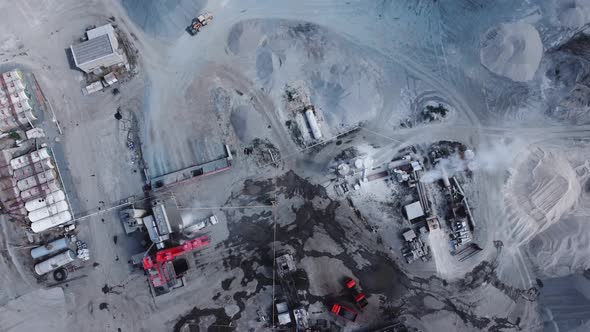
[1,148,73,232]
[0,69,36,131]
[76,240,89,261]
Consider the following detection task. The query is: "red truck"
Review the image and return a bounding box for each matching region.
[344,278,369,310]
[331,303,358,322]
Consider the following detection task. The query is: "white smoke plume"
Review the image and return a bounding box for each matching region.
[420,141,520,183]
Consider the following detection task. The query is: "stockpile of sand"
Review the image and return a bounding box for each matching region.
[480,22,543,82]
[226,19,385,131]
[554,0,590,29]
[502,147,580,247]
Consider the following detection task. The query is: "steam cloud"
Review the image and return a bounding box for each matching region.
[420,142,519,183]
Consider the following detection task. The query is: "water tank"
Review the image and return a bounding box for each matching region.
[304,108,323,139]
[25,190,66,212]
[31,211,72,233]
[10,148,51,170]
[337,164,350,176]
[34,250,75,275]
[17,169,57,191]
[28,200,69,222]
[30,237,70,259]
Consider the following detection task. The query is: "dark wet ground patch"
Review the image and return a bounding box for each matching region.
[173,307,234,332]
[221,277,235,291]
[175,170,528,330]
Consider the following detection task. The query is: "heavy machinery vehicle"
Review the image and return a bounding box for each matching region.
[142,235,209,296]
[344,278,369,310]
[330,303,358,322]
[187,12,213,35]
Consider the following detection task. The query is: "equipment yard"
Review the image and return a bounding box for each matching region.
[0,0,590,331]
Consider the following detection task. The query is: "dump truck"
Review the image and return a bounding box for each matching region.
[187,12,213,35]
[344,278,369,310]
[330,304,358,322]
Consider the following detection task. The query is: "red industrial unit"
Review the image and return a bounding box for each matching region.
[142,235,210,296]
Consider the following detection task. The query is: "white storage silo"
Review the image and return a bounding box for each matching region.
[20,180,60,201]
[304,108,323,140]
[2,69,22,83]
[17,169,57,191]
[25,190,66,212]
[31,211,72,233]
[34,250,75,275]
[10,148,51,170]
[13,158,54,181]
[30,237,70,259]
[28,200,69,222]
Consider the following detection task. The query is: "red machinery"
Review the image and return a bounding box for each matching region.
[142,235,210,295]
[330,303,358,322]
[344,278,368,310]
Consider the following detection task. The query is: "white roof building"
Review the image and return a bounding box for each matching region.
[405,201,425,221]
[70,24,125,74]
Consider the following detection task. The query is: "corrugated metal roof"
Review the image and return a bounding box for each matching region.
[405,201,425,221]
[71,34,114,65]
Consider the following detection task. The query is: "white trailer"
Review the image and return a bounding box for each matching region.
[304,107,322,140]
[28,200,69,222]
[31,211,72,233]
[34,250,75,275]
[25,190,66,212]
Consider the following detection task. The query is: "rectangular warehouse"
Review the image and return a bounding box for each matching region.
[70,24,125,73]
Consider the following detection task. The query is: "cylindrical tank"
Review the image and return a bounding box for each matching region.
[337,164,350,176]
[30,237,70,259]
[304,108,323,139]
[20,180,60,200]
[25,190,66,212]
[28,200,69,222]
[34,250,75,275]
[31,211,72,233]
[17,169,57,191]
[10,148,51,170]
[13,159,54,181]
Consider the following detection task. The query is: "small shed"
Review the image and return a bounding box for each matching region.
[402,229,417,242]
